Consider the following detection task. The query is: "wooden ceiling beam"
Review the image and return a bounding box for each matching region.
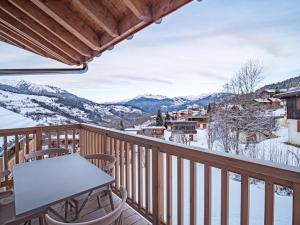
[121,0,151,21]
[68,0,119,38]
[0,1,84,64]
[0,24,64,63]
[0,33,45,57]
[0,9,76,65]
[31,0,100,51]
[151,0,192,21]
[10,0,93,57]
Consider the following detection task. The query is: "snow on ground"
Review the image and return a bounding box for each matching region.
[0,107,36,155]
[163,127,296,225]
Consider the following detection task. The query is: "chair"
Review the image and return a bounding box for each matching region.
[0,170,14,205]
[67,154,116,221]
[45,187,127,225]
[24,148,70,162]
[0,170,41,225]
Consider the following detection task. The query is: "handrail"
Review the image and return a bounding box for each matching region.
[80,123,300,185]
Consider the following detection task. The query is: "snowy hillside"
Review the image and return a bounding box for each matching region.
[0,80,149,128]
[116,93,234,113]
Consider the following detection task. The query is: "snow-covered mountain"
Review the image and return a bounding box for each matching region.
[0,80,149,128]
[116,93,234,113]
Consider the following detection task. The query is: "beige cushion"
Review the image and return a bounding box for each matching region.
[75,208,107,223]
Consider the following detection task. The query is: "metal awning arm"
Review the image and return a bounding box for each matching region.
[0,63,88,76]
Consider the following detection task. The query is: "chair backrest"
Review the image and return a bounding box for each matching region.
[45,187,128,225]
[0,170,10,179]
[84,154,116,175]
[24,148,69,162]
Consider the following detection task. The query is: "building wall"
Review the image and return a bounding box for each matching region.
[288,119,300,146]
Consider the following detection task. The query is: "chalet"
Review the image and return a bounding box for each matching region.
[137,126,165,139]
[169,121,197,142]
[259,89,287,98]
[254,97,282,109]
[275,89,300,146]
[187,115,208,129]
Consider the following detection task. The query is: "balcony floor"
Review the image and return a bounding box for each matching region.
[30,193,151,225]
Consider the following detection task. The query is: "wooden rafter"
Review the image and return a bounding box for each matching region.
[0,24,63,63]
[121,0,151,21]
[31,0,100,51]
[0,1,84,64]
[68,0,119,38]
[0,9,74,64]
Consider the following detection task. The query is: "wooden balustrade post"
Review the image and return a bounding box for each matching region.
[152,148,164,225]
[36,129,43,151]
[293,183,300,225]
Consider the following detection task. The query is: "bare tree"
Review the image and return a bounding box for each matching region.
[225,60,263,95]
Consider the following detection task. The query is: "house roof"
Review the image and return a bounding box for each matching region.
[274,89,300,98]
[0,0,192,65]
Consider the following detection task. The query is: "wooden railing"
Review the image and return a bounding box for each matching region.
[1,123,300,225]
[0,124,79,188]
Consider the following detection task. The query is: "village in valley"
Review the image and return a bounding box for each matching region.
[124,65,300,169]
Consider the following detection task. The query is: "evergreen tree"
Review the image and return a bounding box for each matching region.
[156,109,164,126]
[164,112,171,128]
[120,120,125,131]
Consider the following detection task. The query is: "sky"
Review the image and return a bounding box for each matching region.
[0,0,300,103]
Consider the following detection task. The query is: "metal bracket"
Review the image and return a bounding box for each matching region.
[0,63,88,76]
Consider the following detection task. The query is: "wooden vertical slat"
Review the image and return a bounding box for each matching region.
[264,180,274,225]
[152,149,164,225]
[190,160,197,225]
[36,129,43,151]
[138,145,144,209]
[25,133,30,154]
[293,183,300,225]
[120,141,125,187]
[146,148,151,214]
[125,142,131,195]
[14,135,19,164]
[72,128,76,153]
[56,130,60,149]
[221,170,229,225]
[65,129,68,151]
[3,136,8,184]
[178,157,184,225]
[79,129,83,154]
[166,153,172,225]
[241,175,249,225]
[131,143,137,203]
[115,139,120,190]
[103,134,107,154]
[204,165,211,225]
[48,132,51,149]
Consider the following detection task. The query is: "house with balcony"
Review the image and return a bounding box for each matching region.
[0,1,300,225]
[276,89,300,146]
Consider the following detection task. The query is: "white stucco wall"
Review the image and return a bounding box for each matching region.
[288,119,300,146]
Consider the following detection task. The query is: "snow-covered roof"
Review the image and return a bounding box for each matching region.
[141,126,165,130]
[274,89,300,98]
[268,97,281,102]
[254,98,271,103]
[0,107,36,129]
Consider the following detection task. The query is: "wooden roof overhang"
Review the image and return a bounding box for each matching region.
[0,0,192,66]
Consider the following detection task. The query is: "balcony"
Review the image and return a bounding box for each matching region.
[1,123,300,225]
